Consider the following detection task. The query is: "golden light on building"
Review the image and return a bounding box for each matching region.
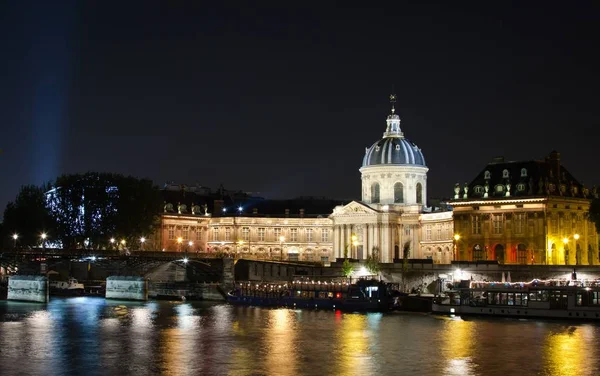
[454,234,460,241]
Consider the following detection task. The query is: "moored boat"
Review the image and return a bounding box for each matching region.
[432,278,600,321]
[228,278,393,312]
[49,278,85,296]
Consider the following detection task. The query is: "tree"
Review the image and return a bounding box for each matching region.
[589,199,600,235]
[1,185,56,248]
[365,246,380,275]
[47,172,162,249]
[341,258,353,278]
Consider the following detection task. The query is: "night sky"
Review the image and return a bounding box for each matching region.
[1,1,599,214]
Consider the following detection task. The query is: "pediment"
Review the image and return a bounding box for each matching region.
[332,201,378,216]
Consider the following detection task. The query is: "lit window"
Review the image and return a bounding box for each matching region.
[514,213,525,234]
[495,185,504,193]
[182,226,189,240]
[472,216,481,235]
[394,182,404,203]
[395,144,400,151]
[212,227,219,241]
[503,169,509,178]
[225,227,231,241]
[242,227,250,241]
[484,171,491,179]
[474,186,484,194]
[274,228,282,241]
[196,228,202,241]
[517,183,526,192]
[492,215,503,234]
[168,225,175,240]
[290,228,298,242]
[521,168,527,177]
[307,228,313,242]
[426,226,432,241]
[258,228,265,242]
[321,229,329,242]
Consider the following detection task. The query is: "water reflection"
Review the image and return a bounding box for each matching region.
[334,314,374,375]
[442,318,476,376]
[264,309,298,376]
[543,326,587,376]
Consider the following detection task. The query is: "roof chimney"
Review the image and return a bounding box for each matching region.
[491,156,504,164]
[285,209,290,218]
[252,208,258,216]
[547,151,561,180]
[213,200,224,217]
[299,208,305,218]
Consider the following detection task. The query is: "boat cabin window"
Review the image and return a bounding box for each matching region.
[365,286,379,298]
[528,290,549,302]
[549,290,568,309]
[486,292,528,306]
[576,291,600,306]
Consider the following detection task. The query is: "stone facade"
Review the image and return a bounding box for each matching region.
[451,152,599,265]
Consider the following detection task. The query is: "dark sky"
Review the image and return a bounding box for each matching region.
[1,1,599,213]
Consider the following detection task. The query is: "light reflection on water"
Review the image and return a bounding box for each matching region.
[0,298,599,376]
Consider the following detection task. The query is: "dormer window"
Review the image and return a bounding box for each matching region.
[521,168,527,177]
[484,171,491,180]
[549,184,556,193]
[495,184,504,193]
[395,144,400,151]
[375,146,380,152]
[502,169,509,178]
[517,183,526,192]
[474,186,484,194]
[560,184,566,193]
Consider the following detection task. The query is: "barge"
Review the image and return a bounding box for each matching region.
[432,278,600,320]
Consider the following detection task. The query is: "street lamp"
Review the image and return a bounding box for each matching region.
[177,237,183,252]
[351,234,358,258]
[188,240,193,251]
[12,233,18,248]
[237,240,244,258]
[574,233,580,265]
[279,236,285,261]
[120,239,126,251]
[140,237,146,251]
[453,234,460,261]
[562,237,569,265]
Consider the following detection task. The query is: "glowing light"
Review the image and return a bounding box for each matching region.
[91,256,96,261]
[41,233,47,240]
[110,238,115,244]
[454,234,460,241]
[188,241,193,247]
[12,233,18,240]
[563,238,569,244]
[140,237,146,243]
[182,257,188,264]
[238,206,243,212]
[279,236,285,242]
[351,234,358,242]
[177,237,183,244]
[222,207,227,213]
[574,233,580,240]
[120,239,126,245]
[382,204,389,211]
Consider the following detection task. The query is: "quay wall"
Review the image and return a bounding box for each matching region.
[7,275,48,303]
[148,282,225,301]
[105,276,148,301]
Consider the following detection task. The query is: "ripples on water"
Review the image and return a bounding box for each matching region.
[0,298,599,376]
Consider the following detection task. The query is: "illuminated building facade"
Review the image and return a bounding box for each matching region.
[155,95,454,263]
[329,95,454,263]
[450,151,599,265]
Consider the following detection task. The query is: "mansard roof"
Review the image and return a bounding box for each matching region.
[453,151,595,201]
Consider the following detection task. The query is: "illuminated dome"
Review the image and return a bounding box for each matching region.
[361,108,426,167]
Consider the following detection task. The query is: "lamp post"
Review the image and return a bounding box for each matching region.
[110,237,115,250]
[279,236,285,261]
[453,234,460,261]
[574,233,580,265]
[562,237,569,265]
[140,237,146,251]
[237,240,244,259]
[351,234,358,259]
[41,232,47,255]
[177,237,183,252]
[12,233,18,249]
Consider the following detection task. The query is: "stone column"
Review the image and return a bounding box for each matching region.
[362,224,369,260]
[380,224,389,262]
[340,225,347,258]
[332,225,339,259]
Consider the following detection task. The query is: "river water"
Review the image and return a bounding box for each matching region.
[0,298,599,376]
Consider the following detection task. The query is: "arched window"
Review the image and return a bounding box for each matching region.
[484,170,491,180]
[521,168,527,177]
[503,169,509,178]
[394,182,404,203]
[371,183,380,204]
[416,183,423,204]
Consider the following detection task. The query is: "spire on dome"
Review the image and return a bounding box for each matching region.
[384,92,403,138]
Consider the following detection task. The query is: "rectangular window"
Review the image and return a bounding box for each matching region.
[168,225,175,240]
[258,228,265,242]
[288,253,299,262]
[492,215,503,235]
[274,227,282,241]
[182,226,189,240]
[405,226,411,236]
[242,227,250,241]
[551,218,558,234]
[471,216,481,235]
[321,229,329,242]
[225,227,231,241]
[290,228,298,242]
[514,213,525,235]
[196,228,202,241]
[436,227,442,241]
[212,228,219,241]
[307,228,313,242]
[426,226,432,241]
